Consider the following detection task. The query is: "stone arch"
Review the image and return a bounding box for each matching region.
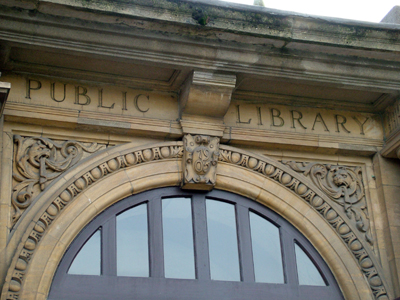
[1,141,390,300]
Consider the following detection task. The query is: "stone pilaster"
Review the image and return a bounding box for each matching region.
[373,153,400,297]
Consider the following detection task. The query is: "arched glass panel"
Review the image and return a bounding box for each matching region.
[295,243,326,286]
[206,199,240,281]
[49,187,343,300]
[162,197,195,279]
[116,203,149,277]
[249,212,284,283]
[68,229,101,276]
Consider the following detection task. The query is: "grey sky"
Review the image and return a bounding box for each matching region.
[220,0,400,22]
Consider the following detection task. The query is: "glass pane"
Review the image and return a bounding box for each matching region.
[295,243,326,286]
[68,229,101,275]
[206,200,240,281]
[117,203,149,277]
[250,212,284,283]
[162,197,195,279]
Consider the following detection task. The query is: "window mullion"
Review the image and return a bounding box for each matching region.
[102,217,117,276]
[149,197,165,278]
[281,229,297,285]
[192,194,210,280]
[236,205,255,283]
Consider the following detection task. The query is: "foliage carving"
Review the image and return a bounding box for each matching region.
[282,161,372,245]
[12,135,104,225]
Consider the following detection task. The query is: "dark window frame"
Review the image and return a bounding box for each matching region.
[49,187,343,300]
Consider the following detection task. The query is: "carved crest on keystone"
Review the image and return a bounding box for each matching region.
[182,134,220,190]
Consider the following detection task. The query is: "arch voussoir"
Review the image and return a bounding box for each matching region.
[1,141,389,300]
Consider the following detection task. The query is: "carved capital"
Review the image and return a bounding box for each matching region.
[182,134,220,190]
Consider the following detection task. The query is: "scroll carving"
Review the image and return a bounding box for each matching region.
[3,142,388,300]
[182,134,219,190]
[12,135,104,225]
[282,161,372,245]
[218,148,387,299]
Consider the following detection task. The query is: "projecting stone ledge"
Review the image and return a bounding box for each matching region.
[179,71,236,137]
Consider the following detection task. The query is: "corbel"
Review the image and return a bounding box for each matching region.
[179,71,236,137]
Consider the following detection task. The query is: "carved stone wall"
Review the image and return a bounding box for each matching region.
[12,135,105,225]
[182,134,219,190]
[282,161,372,245]
[217,147,387,299]
[1,141,390,300]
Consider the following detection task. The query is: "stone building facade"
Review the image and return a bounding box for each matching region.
[0,0,400,299]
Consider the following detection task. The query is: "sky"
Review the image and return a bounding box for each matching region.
[220,0,400,23]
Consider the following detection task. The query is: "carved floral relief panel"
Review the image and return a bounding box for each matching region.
[282,160,373,246]
[11,135,106,226]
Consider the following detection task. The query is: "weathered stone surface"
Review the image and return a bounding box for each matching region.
[1,1,400,300]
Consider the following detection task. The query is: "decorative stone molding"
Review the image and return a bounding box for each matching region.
[282,161,373,245]
[182,134,220,190]
[12,135,104,225]
[4,143,184,300]
[2,142,390,300]
[218,147,388,300]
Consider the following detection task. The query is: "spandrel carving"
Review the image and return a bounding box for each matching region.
[12,135,105,225]
[282,161,372,245]
[182,134,219,190]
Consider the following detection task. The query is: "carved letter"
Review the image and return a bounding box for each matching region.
[353,116,369,135]
[257,106,263,125]
[74,86,91,105]
[26,79,42,99]
[50,82,66,102]
[335,115,351,133]
[270,108,284,127]
[236,105,251,124]
[134,94,150,113]
[290,110,307,129]
[122,91,127,111]
[98,89,115,109]
[312,113,329,132]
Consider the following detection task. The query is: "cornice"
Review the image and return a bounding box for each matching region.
[1,139,392,300]
[1,2,400,94]
[28,0,400,52]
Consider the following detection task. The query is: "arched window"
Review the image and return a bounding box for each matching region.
[49,187,343,300]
